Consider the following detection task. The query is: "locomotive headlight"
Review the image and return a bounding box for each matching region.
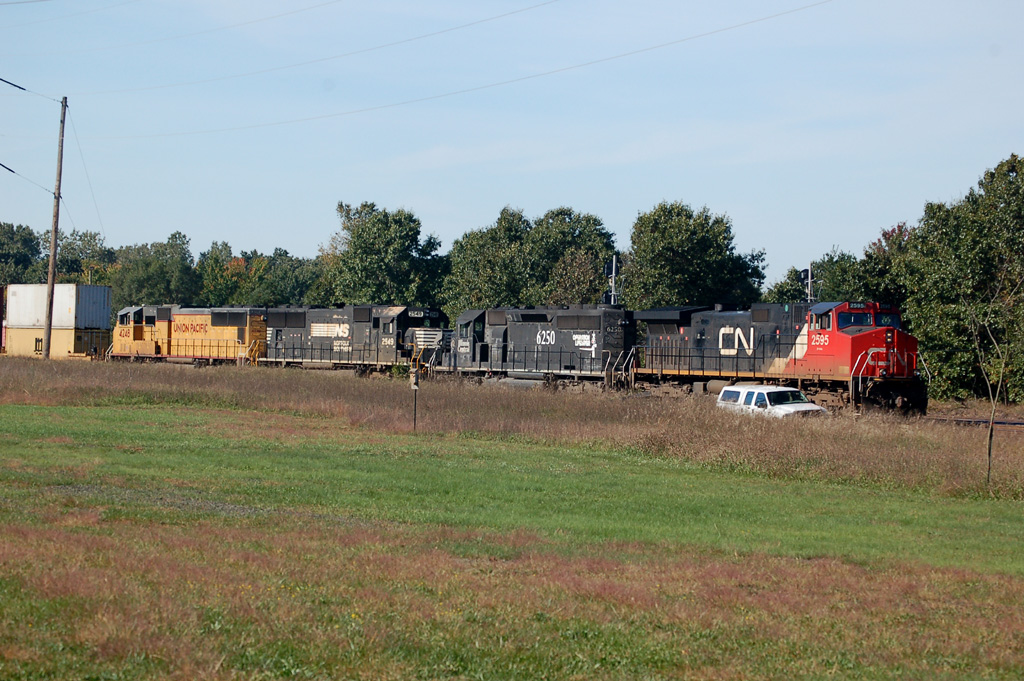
[886,330,894,344]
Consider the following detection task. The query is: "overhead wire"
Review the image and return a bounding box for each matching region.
[102,0,838,139]
[68,111,106,239]
[72,0,564,96]
[1,75,61,102]
[1,78,97,235]
[58,196,80,233]
[0,159,54,196]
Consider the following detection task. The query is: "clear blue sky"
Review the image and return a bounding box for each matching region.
[3,0,1022,285]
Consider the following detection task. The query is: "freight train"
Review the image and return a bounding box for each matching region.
[109,299,927,414]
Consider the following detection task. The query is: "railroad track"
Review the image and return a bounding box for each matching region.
[926,417,1024,434]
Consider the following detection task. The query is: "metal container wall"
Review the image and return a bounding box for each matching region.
[5,284,111,330]
[5,285,48,328]
[73,285,112,330]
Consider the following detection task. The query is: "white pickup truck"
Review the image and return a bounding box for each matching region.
[716,385,828,418]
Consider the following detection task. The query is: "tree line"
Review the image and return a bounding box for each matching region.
[2,154,1021,402]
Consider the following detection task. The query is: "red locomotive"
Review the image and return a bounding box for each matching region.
[633,301,927,413]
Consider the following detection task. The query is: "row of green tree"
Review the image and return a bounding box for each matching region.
[761,155,1022,402]
[2,155,1021,401]
[0,201,765,321]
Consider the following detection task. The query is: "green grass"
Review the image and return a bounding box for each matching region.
[2,403,1022,575]
[4,402,1024,680]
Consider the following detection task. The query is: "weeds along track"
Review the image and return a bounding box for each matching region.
[2,356,1023,498]
[927,417,1024,434]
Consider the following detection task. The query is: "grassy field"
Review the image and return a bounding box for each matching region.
[1,358,1023,679]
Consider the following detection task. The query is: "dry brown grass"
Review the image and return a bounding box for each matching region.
[2,356,1021,498]
[2,508,1023,679]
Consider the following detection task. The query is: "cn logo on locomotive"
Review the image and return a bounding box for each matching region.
[719,326,755,356]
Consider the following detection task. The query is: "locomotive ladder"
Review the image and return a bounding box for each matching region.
[243,339,264,366]
[409,343,428,377]
[603,347,635,389]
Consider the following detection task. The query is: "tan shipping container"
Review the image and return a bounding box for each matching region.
[3,327,110,359]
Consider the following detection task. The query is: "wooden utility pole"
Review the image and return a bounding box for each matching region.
[42,96,67,360]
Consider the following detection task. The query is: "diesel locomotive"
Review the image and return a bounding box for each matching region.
[111,305,267,365]
[632,301,926,413]
[263,304,448,370]
[445,306,633,381]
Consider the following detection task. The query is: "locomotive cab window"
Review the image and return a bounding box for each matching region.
[813,314,832,331]
[120,308,141,325]
[876,313,901,329]
[837,312,873,329]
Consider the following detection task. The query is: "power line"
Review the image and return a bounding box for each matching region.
[0,159,54,195]
[1,74,62,102]
[68,111,106,240]
[72,0,563,96]
[102,0,839,139]
[58,196,79,232]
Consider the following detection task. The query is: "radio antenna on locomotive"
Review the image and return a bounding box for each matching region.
[604,255,620,305]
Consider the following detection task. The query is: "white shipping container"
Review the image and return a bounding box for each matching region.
[5,284,111,330]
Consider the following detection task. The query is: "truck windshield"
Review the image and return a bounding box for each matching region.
[768,390,810,406]
[837,312,873,328]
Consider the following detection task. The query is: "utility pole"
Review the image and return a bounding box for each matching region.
[42,96,67,360]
